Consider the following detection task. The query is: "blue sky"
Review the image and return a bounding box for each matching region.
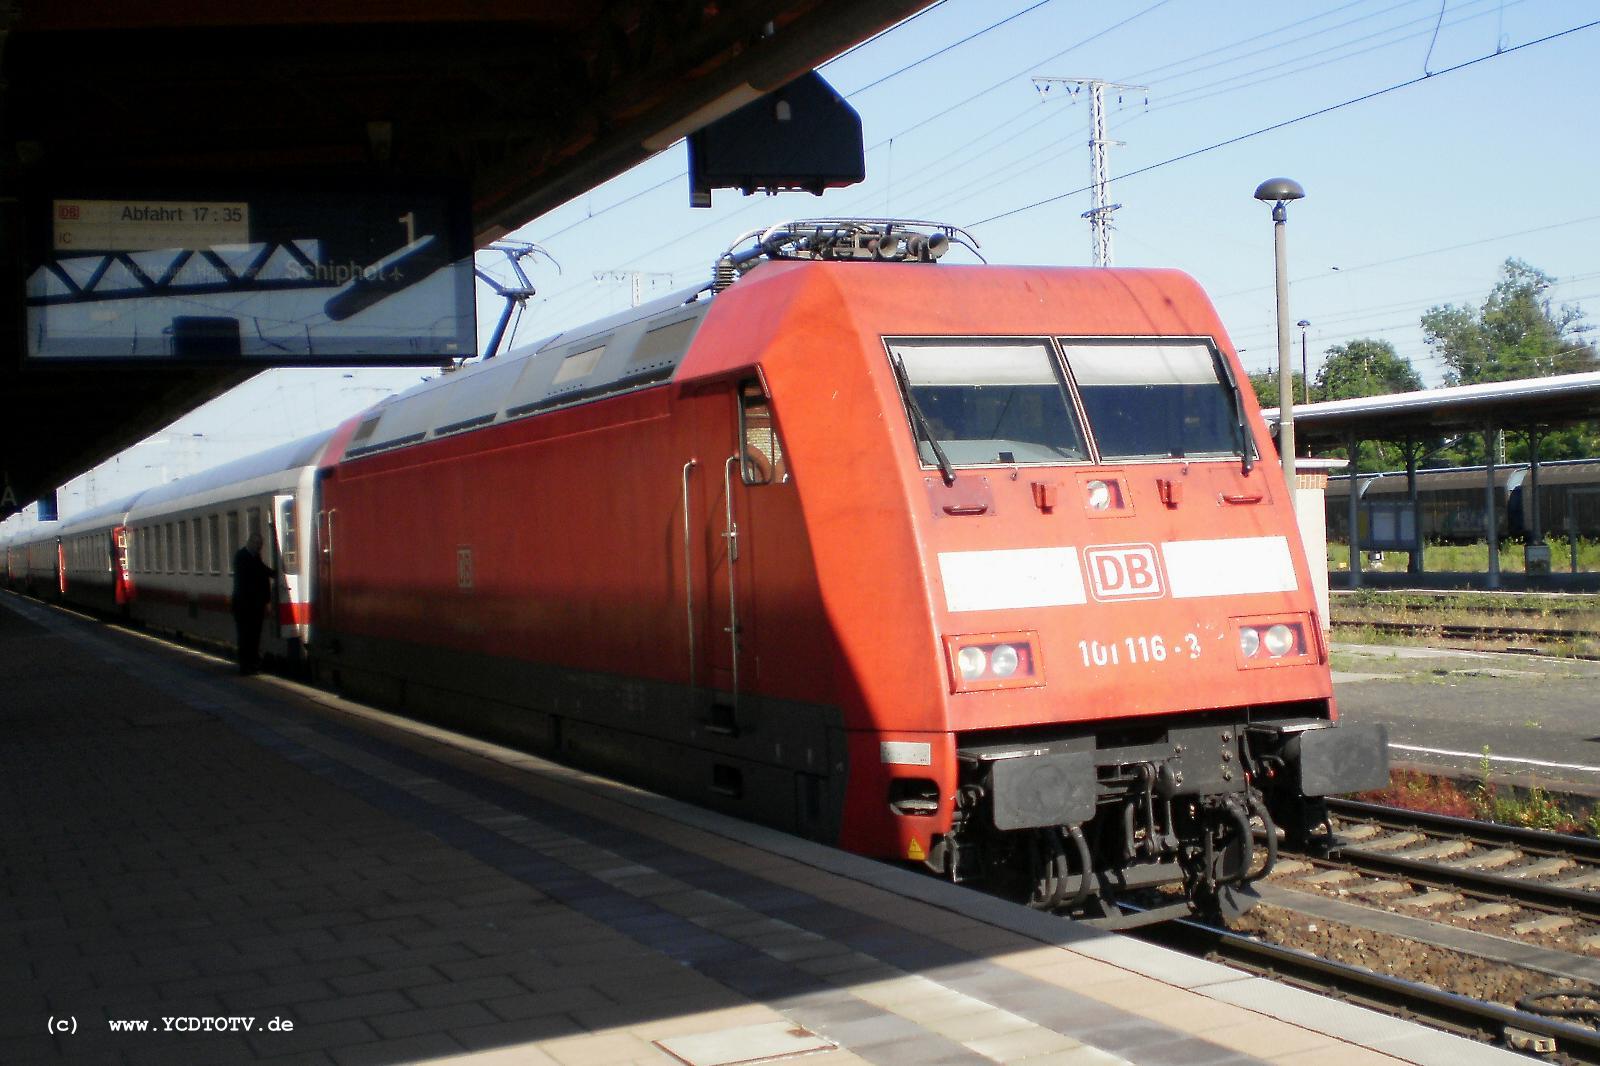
[10,0,1599,526]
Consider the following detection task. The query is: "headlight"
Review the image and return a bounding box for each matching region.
[957,646,987,681]
[1085,480,1111,511]
[1233,616,1315,669]
[1264,624,1296,658]
[945,633,1042,692]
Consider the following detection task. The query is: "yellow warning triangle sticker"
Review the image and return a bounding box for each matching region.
[906,838,925,861]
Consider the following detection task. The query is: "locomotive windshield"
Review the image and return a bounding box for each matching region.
[886,339,1089,466]
[1062,340,1247,462]
[887,336,1250,469]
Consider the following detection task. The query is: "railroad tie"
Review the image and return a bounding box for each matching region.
[1395,890,1461,909]
[1511,913,1577,935]
[1331,823,1381,842]
[1442,848,1520,870]
[1389,839,1472,861]
[1508,857,1574,879]
[1357,832,1423,851]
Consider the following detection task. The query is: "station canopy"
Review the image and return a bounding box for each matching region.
[0,0,929,519]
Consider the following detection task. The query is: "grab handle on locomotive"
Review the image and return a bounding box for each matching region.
[681,459,698,693]
[722,455,742,705]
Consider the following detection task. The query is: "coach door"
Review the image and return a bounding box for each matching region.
[112,527,132,605]
[271,494,303,638]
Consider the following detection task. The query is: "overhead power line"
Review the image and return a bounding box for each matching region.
[847,0,1056,97]
[1213,213,1600,299]
[967,17,1600,229]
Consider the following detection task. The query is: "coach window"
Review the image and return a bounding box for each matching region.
[1060,339,1249,462]
[165,522,176,572]
[738,381,788,485]
[179,520,191,573]
[226,512,240,572]
[208,515,222,575]
[885,338,1089,467]
[192,517,204,573]
[246,507,261,544]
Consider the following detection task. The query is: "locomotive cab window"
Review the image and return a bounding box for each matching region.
[886,338,1088,468]
[1061,339,1250,462]
[738,380,788,485]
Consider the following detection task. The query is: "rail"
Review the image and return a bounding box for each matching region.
[1314,798,1600,919]
[1137,914,1600,1060]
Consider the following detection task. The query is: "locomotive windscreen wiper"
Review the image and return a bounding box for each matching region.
[1210,353,1254,476]
[890,353,957,486]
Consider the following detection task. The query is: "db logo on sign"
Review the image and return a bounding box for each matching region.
[1084,543,1166,601]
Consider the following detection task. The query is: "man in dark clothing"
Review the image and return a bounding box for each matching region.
[232,531,277,674]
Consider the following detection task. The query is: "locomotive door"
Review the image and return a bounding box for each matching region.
[316,502,336,635]
[687,377,770,731]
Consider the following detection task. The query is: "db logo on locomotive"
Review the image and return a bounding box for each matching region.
[1083,543,1165,601]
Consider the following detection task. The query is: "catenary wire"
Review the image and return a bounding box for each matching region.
[966,18,1600,229]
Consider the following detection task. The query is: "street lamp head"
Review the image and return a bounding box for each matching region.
[1296,319,1310,329]
[1254,177,1305,203]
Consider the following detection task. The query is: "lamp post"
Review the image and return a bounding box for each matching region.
[1254,177,1305,492]
[1292,320,1305,403]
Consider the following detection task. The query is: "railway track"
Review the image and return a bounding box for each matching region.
[1336,617,1600,646]
[1316,798,1600,918]
[1208,797,1600,1056]
[1136,914,1600,1061]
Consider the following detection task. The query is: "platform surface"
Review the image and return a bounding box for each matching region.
[1331,641,1600,794]
[0,590,1521,1066]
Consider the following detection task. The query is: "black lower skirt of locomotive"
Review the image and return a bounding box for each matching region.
[931,710,1389,926]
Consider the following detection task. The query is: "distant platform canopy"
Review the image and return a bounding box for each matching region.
[1263,372,1600,446]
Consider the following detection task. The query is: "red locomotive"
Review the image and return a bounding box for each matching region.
[310,220,1387,922]
[5,221,1385,921]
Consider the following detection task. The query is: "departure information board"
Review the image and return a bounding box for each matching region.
[24,186,476,364]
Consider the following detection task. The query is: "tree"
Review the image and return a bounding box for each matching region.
[1420,259,1600,462]
[1314,339,1423,401]
[1246,370,1303,410]
[1422,259,1599,385]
